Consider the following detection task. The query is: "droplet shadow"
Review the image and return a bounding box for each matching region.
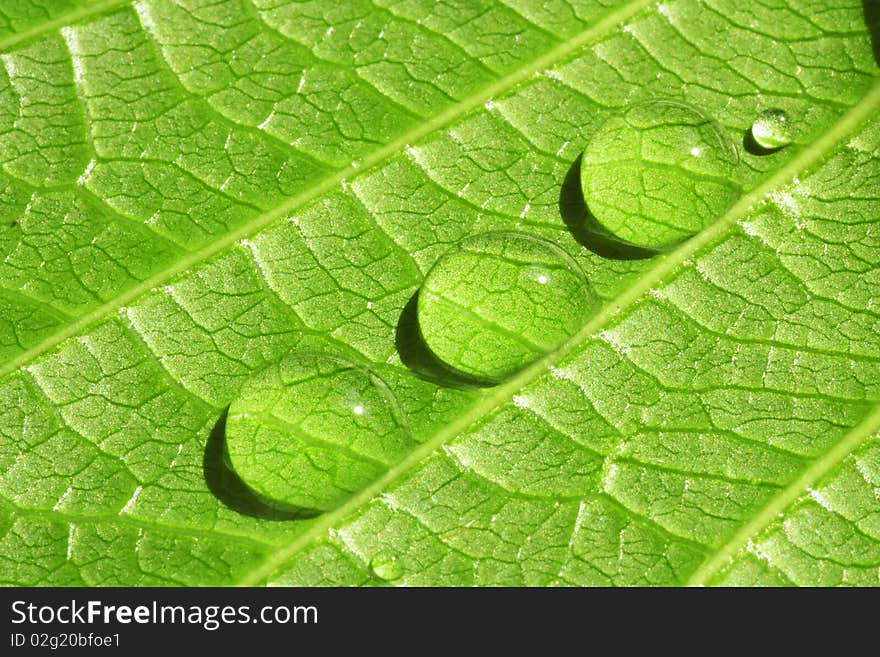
[394,291,495,389]
[203,408,318,520]
[865,0,880,68]
[746,5,878,153]
[558,155,657,261]
[742,128,781,156]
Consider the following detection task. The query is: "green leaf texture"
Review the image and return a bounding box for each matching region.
[0,0,879,586]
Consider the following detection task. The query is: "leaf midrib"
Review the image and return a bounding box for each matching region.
[0,0,656,379]
[7,0,880,587]
[0,0,132,51]
[236,81,880,586]
[686,403,880,586]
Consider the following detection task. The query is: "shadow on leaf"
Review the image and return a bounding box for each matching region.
[558,155,657,261]
[203,408,317,520]
[741,127,782,156]
[395,291,494,389]
[865,0,880,68]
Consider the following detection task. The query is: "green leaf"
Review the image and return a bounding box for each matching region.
[225,351,414,514]
[0,0,878,587]
[579,99,741,250]
[417,231,599,382]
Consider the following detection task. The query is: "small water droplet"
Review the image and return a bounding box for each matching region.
[225,352,413,513]
[580,99,739,250]
[417,231,599,384]
[369,552,402,581]
[750,108,793,150]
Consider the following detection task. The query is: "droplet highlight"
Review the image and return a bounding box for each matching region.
[369,552,402,581]
[580,100,740,250]
[417,232,599,384]
[225,352,414,513]
[751,108,793,151]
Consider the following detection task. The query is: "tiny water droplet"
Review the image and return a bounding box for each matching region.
[580,99,739,250]
[369,552,402,581]
[225,352,414,513]
[750,108,793,150]
[417,231,599,384]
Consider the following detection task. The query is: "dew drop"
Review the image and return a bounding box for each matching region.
[580,99,739,250]
[224,352,414,513]
[417,231,599,384]
[750,108,793,151]
[369,552,402,581]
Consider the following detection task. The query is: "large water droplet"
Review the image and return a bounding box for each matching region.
[750,108,793,150]
[225,352,413,513]
[369,552,402,581]
[417,231,598,384]
[580,100,739,250]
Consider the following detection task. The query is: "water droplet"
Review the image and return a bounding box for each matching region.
[750,108,793,150]
[225,352,414,513]
[580,100,739,250]
[417,232,599,384]
[369,552,402,581]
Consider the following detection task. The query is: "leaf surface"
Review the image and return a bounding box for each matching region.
[0,0,879,586]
